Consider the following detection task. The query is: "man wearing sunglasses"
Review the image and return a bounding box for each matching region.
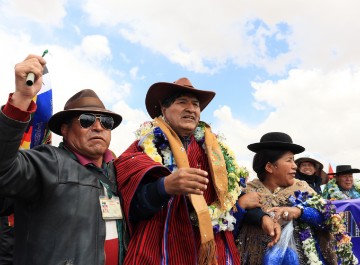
[0,54,126,265]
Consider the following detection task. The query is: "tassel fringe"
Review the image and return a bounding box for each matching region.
[198,239,217,265]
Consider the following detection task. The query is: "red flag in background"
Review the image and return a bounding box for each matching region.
[328,164,334,180]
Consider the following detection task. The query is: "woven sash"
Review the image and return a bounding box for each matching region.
[154,117,227,265]
[203,124,228,210]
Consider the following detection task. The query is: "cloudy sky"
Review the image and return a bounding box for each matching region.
[1,0,360,178]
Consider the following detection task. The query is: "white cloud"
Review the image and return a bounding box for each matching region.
[82,1,360,74]
[0,31,34,96]
[2,0,67,27]
[129,67,138,80]
[44,45,124,112]
[80,35,112,61]
[212,68,360,177]
[109,100,149,156]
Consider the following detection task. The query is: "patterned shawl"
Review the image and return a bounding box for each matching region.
[236,178,337,265]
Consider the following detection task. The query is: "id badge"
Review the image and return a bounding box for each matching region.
[99,196,123,220]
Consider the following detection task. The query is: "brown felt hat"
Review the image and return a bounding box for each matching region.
[295,157,324,171]
[145,77,216,118]
[48,89,122,135]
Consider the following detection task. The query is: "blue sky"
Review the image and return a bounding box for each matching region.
[1,0,360,178]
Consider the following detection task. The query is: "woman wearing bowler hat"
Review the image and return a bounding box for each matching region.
[236,132,342,265]
[322,165,360,200]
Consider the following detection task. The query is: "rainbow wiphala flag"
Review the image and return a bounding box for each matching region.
[20,65,53,149]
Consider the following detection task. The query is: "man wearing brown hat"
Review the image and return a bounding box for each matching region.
[114,77,280,265]
[0,54,125,264]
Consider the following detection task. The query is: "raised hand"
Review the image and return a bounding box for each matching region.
[12,54,46,111]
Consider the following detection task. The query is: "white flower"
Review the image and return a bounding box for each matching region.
[355,181,360,191]
[224,212,236,224]
[211,208,221,220]
[162,147,172,166]
[309,252,320,262]
[219,221,227,231]
[301,236,323,265]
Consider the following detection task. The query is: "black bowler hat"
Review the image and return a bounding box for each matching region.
[248,132,305,154]
[329,165,360,176]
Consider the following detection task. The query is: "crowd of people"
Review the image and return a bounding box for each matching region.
[0,54,359,264]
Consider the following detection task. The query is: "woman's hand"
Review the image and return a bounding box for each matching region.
[267,206,302,222]
[237,192,261,210]
[261,215,281,247]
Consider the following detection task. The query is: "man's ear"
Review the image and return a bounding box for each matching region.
[265,162,274,174]
[60,123,69,138]
[160,104,166,117]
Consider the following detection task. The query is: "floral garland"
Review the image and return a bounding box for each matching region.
[299,226,322,265]
[323,179,360,200]
[135,119,247,232]
[290,191,358,265]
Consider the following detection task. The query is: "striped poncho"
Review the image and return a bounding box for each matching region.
[114,138,240,265]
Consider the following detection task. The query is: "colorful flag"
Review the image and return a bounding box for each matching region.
[328,163,334,180]
[20,65,53,149]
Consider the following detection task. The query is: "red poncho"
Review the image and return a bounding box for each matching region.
[115,139,240,265]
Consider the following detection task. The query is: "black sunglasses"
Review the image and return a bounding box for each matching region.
[78,113,114,130]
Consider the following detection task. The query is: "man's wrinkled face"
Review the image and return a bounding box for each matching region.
[161,93,200,137]
[61,113,111,161]
[336,174,354,190]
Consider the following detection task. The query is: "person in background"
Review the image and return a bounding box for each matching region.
[237,132,343,265]
[114,77,280,265]
[322,165,360,200]
[0,54,126,265]
[295,156,325,194]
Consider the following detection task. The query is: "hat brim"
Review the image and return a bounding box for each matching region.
[145,82,216,118]
[320,170,329,185]
[48,108,122,136]
[247,141,305,154]
[295,157,324,171]
[329,168,360,175]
